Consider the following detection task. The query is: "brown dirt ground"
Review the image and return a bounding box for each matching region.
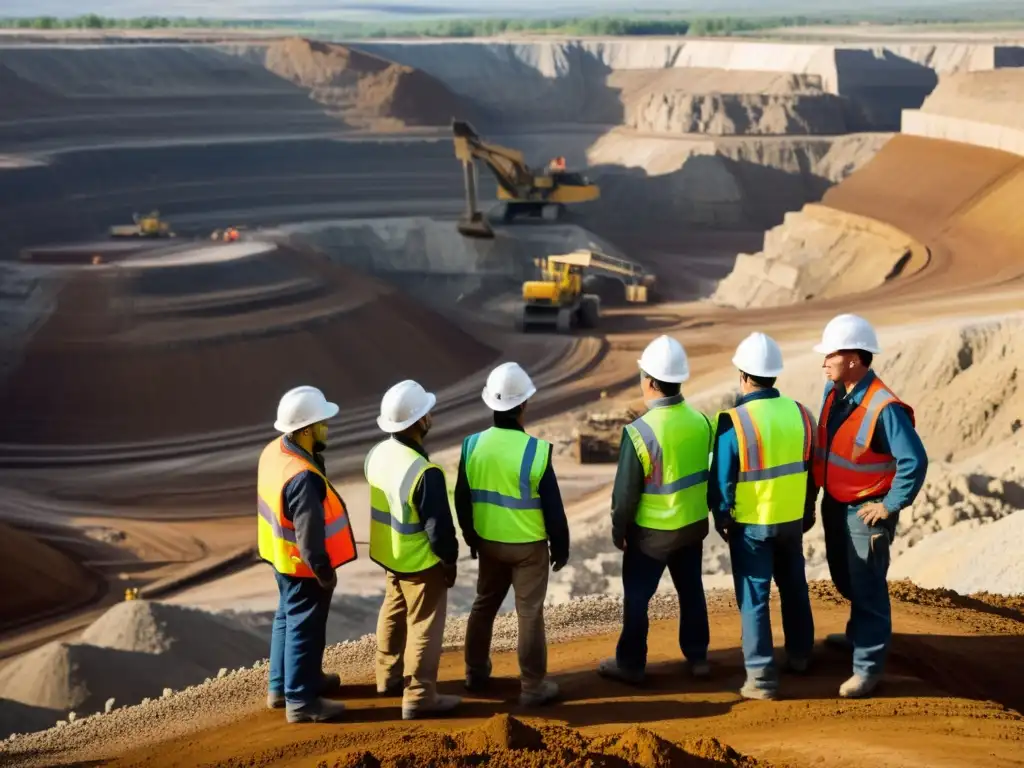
[0,244,498,444]
[80,584,1024,768]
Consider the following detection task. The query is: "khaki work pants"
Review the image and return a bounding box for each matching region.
[375,564,448,709]
[464,539,549,693]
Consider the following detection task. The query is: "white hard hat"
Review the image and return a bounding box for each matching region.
[732,332,784,378]
[377,379,436,434]
[813,313,882,356]
[482,362,536,412]
[274,386,339,434]
[637,335,690,383]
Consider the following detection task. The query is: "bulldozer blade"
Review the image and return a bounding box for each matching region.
[457,215,495,239]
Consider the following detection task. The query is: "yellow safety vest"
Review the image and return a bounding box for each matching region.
[720,396,815,525]
[464,427,550,544]
[625,401,711,531]
[365,438,443,574]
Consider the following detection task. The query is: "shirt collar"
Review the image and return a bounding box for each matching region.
[645,393,684,409]
[841,369,876,405]
[393,432,429,460]
[737,387,779,406]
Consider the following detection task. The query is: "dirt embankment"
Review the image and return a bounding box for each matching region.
[258,37,465,129]
[0,522,98,627]
[0,243,497,445]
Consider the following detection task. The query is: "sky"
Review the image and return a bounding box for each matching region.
[2,0,1003,20]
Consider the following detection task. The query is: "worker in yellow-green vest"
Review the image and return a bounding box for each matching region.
[709,333,817,701]
[366,379,462,721]
[455,362,569,708]
[598,335,712,686]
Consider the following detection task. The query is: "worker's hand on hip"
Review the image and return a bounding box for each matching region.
[318,569,338,591]
[443,563,457,588]
[551,555,567,572]
[856,502,890,526]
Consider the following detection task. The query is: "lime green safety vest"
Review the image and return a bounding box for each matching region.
[720,396,815,526]
[626,401,711,531]
[463,427,550,544]
[365,438,442,573]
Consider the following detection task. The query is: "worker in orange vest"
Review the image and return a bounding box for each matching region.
[811,315,927,699]
[258,386,357,723]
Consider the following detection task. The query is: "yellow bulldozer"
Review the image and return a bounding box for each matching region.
[109,210,175,239]
[452,120,600,239]
[516,249,655,333]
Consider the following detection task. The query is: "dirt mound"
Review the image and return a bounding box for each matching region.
[0,522,97,627]
[261,38,463,128]
[81,600,267,671]
[325,716,765,768]
[0,243,497,445]
[711,204,924,308]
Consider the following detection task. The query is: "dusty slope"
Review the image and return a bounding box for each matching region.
[0,242,497,445]
[916,69,1024,130]
[0,522,97,627]
[4,583,1021,767]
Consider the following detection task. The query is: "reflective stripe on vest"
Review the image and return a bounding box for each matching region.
[811,376,916,503]
[365,438,442,574]
[724,397,814,526]
[256,438,357,577]
[464,427,550,543]
[626,401,711,531]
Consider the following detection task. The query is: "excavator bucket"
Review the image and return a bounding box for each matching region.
[457,212,495,239]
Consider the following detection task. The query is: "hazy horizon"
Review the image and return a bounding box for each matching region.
[4,0,1018,20]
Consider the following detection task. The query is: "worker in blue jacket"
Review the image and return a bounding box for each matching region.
[709,333,817,700]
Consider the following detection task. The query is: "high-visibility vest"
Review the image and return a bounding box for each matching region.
[812,375,915,503]
[625,401,711,531]
[365,438,443,574]
[257,438,357,577]
[720,396,815,525]
[464,427,550,544]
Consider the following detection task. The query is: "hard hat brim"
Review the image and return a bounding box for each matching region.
[482,384,536,412]
[731,354,783,378]
[274,400,339,434]
[813,341,882,356]
[637,359,689,384]
[377,392,436,434]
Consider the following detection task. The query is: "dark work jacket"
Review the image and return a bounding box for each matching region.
[454,414,570,564]
[281,436,334,584]
[610,393,710,561]
[388,433,459,571]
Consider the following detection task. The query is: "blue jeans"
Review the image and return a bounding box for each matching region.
[616,542,709,673]
[268,570,334,705]
[729,525,814,691]
[822,497,893,677]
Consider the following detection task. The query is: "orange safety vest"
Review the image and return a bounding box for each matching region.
[812,375,915,503]
[256,437,357,577]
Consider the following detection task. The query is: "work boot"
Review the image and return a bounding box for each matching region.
[839,674,881,699]
[401,693,462,721]
[689,660,712,679]
[377,678,403,696]
[464,660,492,692]
[784,656,810,674]
[285,697,346,723]
[739,678,778,701]
[268,672,343,709]
[825,633,852,651]
[597,658,644,685]
[519,679,559,707]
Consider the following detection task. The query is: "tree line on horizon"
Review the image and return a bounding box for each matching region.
[1,7,1022,39]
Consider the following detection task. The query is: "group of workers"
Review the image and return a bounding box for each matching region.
[256,312,927,724]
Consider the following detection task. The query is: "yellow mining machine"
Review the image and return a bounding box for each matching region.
[109,210,175,239]
[517,249,655,333]
[452,119,600,239]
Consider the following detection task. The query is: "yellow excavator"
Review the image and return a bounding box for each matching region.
[109,210,175,239]
[517,249,655,333]
[452,120,600,239]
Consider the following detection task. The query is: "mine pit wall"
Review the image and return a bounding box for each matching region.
[352,39,1024,131]
[902,112,1024,157]
[276,218,626,312]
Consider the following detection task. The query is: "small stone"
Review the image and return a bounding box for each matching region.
[163,688,173,699]
[67,711,77,722]
[105,698,116,713]
[141,697,151,706]
[217,668,228,678]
